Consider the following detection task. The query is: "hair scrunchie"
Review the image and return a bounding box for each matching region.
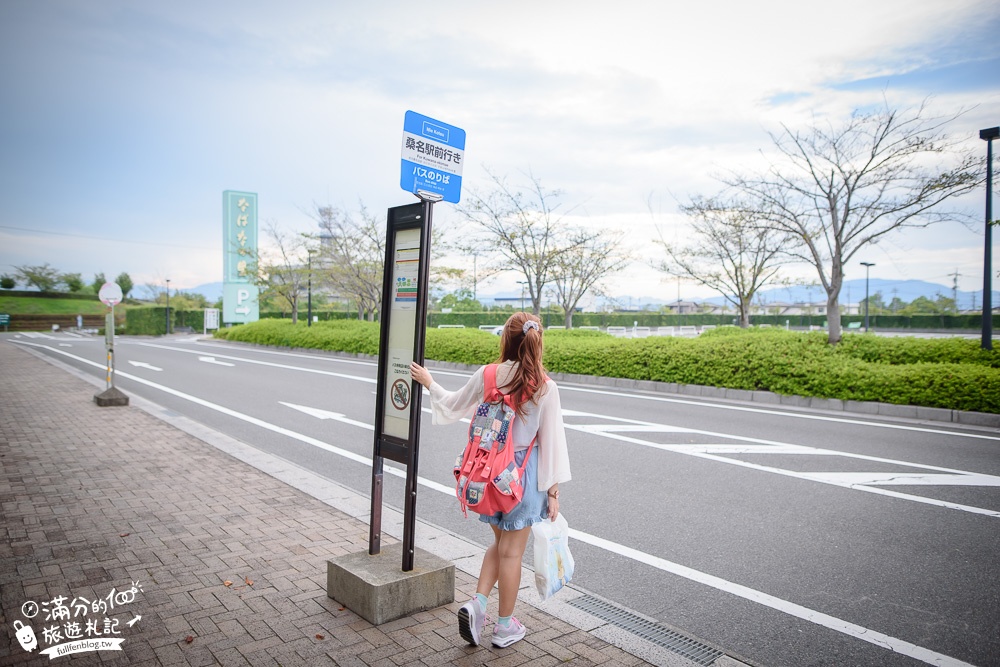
[522,320,540,335]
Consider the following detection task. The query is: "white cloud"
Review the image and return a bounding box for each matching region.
[1,0,997,296]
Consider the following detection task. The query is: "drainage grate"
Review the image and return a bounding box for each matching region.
[568,595,724,666]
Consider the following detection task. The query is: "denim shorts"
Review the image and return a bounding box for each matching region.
[479,447,549,531]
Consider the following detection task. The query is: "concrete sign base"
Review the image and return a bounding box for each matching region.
[327,542,454,626]
[94,387,129,407]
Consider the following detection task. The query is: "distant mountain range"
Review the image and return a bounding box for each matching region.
[186,278,999,311]
[702,279,1000,311]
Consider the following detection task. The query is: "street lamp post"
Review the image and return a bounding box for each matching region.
[307,251,313,327]
[860,262,874,332]
[516,280,527,312]
[165,279,171,335]
[980,126,998,351]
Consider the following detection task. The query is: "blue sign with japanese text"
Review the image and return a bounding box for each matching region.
[400,111,466,203]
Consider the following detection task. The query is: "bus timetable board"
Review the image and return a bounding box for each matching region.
[370,201,434,569]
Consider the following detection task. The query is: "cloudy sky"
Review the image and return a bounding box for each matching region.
[1,0,998,303]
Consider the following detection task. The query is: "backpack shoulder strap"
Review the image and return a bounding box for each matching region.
[483,364,501,402]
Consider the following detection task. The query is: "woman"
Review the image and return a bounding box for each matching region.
[410,312,571,648]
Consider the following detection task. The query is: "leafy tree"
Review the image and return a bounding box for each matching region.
[15,263,61,292]
[115,272,134,298]
[899,295,943,315]
[438,288,482,312]
[935,293,957,314]
[91,272,106,293]
[861,291,887,315]
[654,197,791,328]
[723,101,981,343]
[0,274,15,289]
[169,292,210,310]
[62,272,84,292]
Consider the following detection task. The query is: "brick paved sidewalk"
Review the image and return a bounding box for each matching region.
[0,341,656,666]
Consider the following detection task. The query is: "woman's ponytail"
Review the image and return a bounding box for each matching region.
[495,312,547,416]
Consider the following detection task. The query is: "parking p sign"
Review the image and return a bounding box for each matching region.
[400,111,466,204]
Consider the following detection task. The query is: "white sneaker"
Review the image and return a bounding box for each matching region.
[491,617,526,648]
[458,599,486,646]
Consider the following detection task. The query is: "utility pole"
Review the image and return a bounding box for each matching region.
[861,262,875,332]
[980,126,998,351]
[165,278,171,335]
[951,269,961,313]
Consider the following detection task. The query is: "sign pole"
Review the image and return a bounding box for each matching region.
[106,305,115,389]
[95,282,128,407]
[401,197,434,571]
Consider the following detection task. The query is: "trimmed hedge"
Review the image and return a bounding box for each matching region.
[214,319,380,355]
[125,307,205,335]
[212,320,1000,413]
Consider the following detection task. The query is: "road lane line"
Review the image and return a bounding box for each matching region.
[198,356,235,367]
[568,531,975,667]
[11,339,977,667]
[565,425,1000,518]
[132,342,376,384]
[127,361,163,371]
[140,341,1000,441]
[29,340,1000,514]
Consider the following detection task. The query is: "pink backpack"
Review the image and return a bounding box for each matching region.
[453,364,539,517]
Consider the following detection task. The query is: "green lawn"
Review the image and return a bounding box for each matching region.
[0,295,111,315]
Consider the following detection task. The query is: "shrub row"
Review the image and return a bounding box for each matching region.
[125,307,206,335]
[212,321,1000,413]
[213,318,380,355]
[428,311,1000,330]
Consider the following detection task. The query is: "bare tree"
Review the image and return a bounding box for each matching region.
[256,220,310,323]
[550,228,632,328]
[311,204,385,321]
[654,197,790,328]
[725,101,981,343]
[458,170,589,315]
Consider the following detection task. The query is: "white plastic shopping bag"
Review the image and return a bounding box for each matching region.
[532,513,575,600]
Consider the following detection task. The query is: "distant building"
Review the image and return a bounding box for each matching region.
[662,299,706,314]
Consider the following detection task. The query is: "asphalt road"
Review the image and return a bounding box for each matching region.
[9,332,1000,667]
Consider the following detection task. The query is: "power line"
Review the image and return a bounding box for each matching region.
[0,225,212,251]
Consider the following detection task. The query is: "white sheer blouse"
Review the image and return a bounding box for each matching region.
[426,360,571,492]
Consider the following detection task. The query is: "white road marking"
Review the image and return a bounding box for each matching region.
[127,361,162,371]
[422,367,1000,441]
[36,340,1000,515]
[797,472,1000,487]
[142,342,1000,441]
[564,424,1000,518]
[569,530,976,667]
[280,401,375,430]
[133,342,376,384]
[198,356,235,367]
[10,339,978,667]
